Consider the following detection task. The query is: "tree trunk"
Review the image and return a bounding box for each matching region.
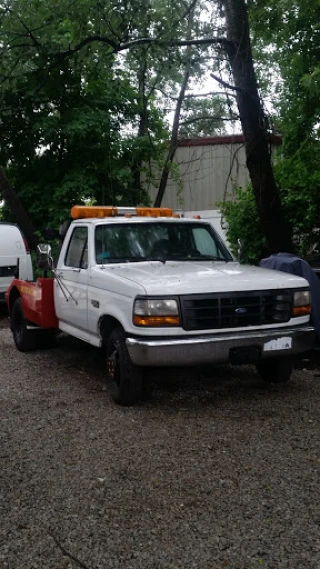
[0,167,38,250]
[154,6,195,208]
[222,0,294,254]
[154,57,191,207]
[132,54,149,194]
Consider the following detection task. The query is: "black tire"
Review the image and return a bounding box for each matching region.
[11,298,38,352]
[256,357,293,383]
[106,327,143,406]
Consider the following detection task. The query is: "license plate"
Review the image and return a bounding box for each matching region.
[263,337,292,352]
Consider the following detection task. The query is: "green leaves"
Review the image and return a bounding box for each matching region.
[0,0,233,237]
[219,187,268,265]
[0,0,174,231]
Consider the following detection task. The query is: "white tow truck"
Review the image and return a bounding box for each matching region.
[6,205,315,405]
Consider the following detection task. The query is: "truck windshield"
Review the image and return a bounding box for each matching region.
[95,221,233,264]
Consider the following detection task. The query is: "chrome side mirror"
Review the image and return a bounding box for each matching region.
[36,243,53,271]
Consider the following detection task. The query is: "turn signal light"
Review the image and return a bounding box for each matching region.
[133,315,180,327]
[293,305,311,317]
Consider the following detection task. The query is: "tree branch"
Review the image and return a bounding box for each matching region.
[210,72,242,92]
[184,90,237,99]
[6,19,54,48]
[0,6,11,24]
[154,87,237,101]
[57,34,118,59]
[180,114,239,125]
[52,35,232,64]
[118,36,230,51]
[174,0,199,26]
[14,13,42,49]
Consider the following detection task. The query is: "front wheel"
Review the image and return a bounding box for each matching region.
[106,327,143,406]
[11,298,37,352]
[256,357,293,383]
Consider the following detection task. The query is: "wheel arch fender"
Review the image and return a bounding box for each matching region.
[8,286,21,315]
[99,315,123,347]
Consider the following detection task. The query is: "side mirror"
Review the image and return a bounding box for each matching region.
[36,243,53,271]
[237,238,244,261]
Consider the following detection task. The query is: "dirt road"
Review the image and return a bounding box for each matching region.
[1,313,320,569]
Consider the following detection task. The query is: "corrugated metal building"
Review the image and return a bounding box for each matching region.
[144,134,281,210]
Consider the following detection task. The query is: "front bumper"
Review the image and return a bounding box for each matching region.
[126,325,315,367]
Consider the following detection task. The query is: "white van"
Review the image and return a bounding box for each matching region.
[179,209,232,251]
[0,223,33,300]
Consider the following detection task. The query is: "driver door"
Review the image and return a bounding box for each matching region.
[54,226,89,333]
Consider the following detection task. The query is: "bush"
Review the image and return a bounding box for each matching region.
[220,141,320,264]
[219,186,269,265]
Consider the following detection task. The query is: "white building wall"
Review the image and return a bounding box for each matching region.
[144,135,281,210]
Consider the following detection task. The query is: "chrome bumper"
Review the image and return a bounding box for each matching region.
[126,325,315,367]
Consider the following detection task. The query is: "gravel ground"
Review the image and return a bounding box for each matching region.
[1,310,320,569]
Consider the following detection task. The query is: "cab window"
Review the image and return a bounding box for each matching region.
[65,227,88,269]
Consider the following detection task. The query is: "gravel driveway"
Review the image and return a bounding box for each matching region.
[1,311,320,569]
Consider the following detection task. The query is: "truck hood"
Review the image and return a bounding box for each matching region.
[102,260,308,295]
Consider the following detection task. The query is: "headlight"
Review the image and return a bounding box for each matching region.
[133,298,180,326]
[293,290,311,317]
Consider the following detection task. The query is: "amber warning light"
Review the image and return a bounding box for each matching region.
[71,206,174,219]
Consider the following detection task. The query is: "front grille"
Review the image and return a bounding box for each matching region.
[0,265,17,277]
[180,290,293,331]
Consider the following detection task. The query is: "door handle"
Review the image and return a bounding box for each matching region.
[72,268,81,272]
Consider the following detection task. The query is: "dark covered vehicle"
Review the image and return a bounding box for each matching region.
[260,253,320,339]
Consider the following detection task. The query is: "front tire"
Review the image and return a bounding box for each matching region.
[11,298,37,352]
[106,327,143,406]
[256,357,293,383]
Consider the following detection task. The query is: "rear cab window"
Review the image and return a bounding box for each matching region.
[65,227,88,269]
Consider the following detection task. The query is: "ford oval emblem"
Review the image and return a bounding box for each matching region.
[235,307,247,314]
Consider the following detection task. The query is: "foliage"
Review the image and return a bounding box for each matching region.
[218,1,320,262]
[274,140,320,257]
[221,138,320,265]
[179,96,228,137]
[0,0,230,236]
[0,0,168,232]
[219,186,268,265]
[248,1,320,172]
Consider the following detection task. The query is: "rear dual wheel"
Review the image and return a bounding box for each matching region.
[11,298,37,352]
[11,298,55,352]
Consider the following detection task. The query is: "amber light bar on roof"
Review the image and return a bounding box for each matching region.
[71,205,174,220]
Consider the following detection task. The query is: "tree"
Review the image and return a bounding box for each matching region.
[0,0,170,235]
[217,0,293,254]
[0,168,38,250]
[244,0,320,255]
[0,0,296,256]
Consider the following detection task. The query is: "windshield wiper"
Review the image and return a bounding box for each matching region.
[168,255,228,262]
[100,255,229,264]
[193,255,229,261]
[100,256,165,264]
